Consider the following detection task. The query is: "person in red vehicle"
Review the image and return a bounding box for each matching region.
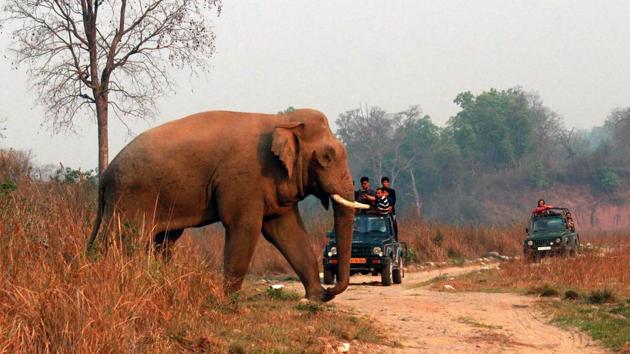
[532,198,553,214]
[566,211,576,231]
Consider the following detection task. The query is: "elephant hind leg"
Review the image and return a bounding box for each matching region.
[153,229,184,261]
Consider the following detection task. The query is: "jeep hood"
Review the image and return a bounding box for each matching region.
[527,230,572,240]
[328,232,389,244]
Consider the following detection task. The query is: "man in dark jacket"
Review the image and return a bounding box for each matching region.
[355,176,376,212]
[381,177,396,214]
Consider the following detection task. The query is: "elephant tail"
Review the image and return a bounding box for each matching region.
[86,180,105,254]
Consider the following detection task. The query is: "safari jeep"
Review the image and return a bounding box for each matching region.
[523,207,580,261]
[323,214,406,286]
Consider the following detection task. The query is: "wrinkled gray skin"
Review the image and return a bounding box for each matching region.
[87,109,355,302]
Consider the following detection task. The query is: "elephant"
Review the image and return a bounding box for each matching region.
[87,109,368,302]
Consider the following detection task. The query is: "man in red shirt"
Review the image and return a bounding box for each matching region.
[532,198,553,214]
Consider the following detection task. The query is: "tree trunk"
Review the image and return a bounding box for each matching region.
[408,168,422,220]
[96,96,109,179]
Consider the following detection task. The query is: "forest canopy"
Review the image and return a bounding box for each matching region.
[336,88,629,223]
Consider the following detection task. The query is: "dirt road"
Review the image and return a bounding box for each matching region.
[291,265,607,353]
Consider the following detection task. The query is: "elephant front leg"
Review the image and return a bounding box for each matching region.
[223,221,262,295]
[262,207,331,302]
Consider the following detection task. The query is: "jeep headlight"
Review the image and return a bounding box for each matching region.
[373,246,383,257]
[555,238,561,244]
[327,247,337,257]
[527,240,533,246]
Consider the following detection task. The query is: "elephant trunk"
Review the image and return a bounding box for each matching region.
[325,191,355,297]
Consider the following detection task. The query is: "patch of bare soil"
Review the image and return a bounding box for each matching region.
[286,265,607,353]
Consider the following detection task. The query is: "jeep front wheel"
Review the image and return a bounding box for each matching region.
[323,267,335,285]
[393,258,403,284]
[381,258,393,286]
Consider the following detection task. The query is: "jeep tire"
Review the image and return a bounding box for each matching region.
[323,267,335,285]
[393,258,403,284]
[381,258,393,286]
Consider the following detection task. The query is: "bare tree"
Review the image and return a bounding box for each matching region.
[335,104,419,182]
[527,93,563,161]
[557,128,577,159]
[606,107,630,152]
[387,106,428,184]
[2,0,222,178]
[407,167,422,219]
[336,105,395,179]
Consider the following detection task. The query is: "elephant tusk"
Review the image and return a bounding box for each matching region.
[331,194,371,209]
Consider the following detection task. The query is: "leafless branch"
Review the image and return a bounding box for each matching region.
[2,0,222,133]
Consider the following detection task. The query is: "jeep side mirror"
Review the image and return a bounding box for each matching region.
[525,228,529,233]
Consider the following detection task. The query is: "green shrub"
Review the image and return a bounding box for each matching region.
[564,290,580,300]
[0,179,17,193]
[404,247,417,263]
[540,285,559,297]
[53,167,98,185]
[530,160,550,188]
[595,167,621,193]
[527,284,558,297]
[588,289,616,304]
[433,230,444,246]
[266,287,301,301]
[296,301,321,314]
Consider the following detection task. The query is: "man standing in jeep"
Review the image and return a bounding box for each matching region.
[532,198,553,214]
[381,176,396,214]
[356,176,376,211]
[375,187,392,215]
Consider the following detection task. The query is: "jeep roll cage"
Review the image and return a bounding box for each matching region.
[533,207,570,217]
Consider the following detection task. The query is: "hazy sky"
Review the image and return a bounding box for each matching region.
[1,1,630,169]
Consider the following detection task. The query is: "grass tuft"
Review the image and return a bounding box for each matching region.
[587,289,616,304]
[563,289,580,300]
[266,287,302,301]
[527,284,559,297]
[296,301,322,314]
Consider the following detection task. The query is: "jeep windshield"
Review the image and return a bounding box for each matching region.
[532,216,565,232]
[354,217,389,235]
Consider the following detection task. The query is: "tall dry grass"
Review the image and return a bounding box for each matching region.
[4,169,624,351]
[398,220,523,262]
[0,178,387,352]
[186,215,527,274]
[0,179,228,351]
[501,244,630,296]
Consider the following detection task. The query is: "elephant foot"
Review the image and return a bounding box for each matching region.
[321,289,335,302]
[223,276,246,296]
[306,286,335,303]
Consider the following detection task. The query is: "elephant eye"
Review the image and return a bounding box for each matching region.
[316,145,336,167]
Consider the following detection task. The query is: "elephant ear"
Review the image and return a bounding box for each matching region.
[271,122,304,178]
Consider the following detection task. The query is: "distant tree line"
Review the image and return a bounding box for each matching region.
[2,89,628,224]
[336,88,630,223]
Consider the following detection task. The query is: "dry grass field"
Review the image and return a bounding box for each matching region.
[428,235,630,297]
[426,238,630,351]
[0,179,387,352]
[1,170,628,351]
